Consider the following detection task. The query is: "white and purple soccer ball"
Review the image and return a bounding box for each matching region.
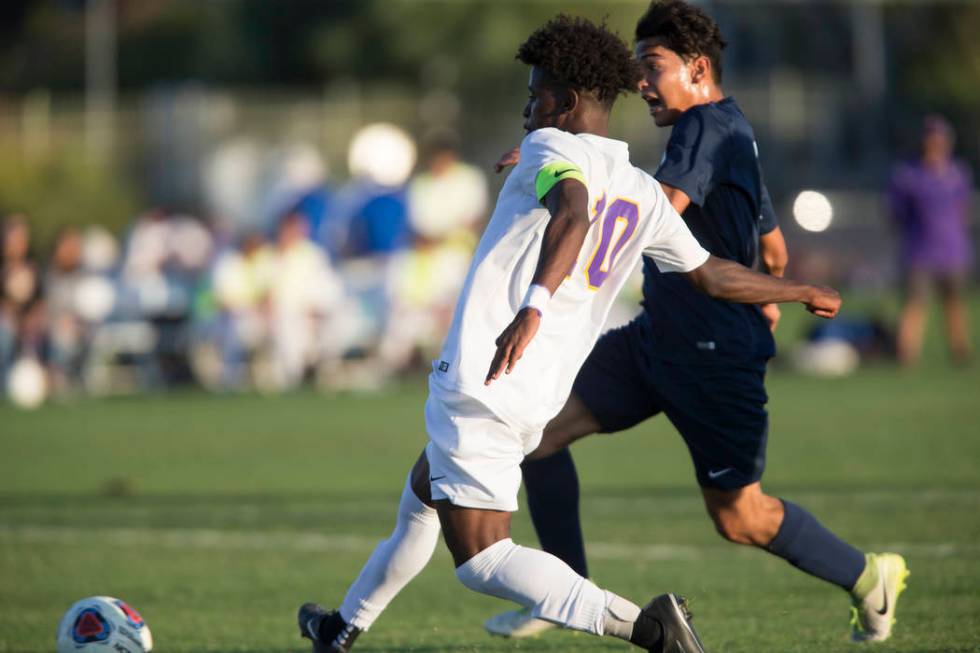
[56,596,153,653]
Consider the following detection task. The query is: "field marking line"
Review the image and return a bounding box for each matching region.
[0,524,974,561]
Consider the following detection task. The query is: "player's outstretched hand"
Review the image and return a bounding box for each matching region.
[494,147,520,173]
[804,286,841,319]
[760,303,781,332]
[485,308,541,385]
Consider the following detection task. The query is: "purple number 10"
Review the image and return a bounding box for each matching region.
[583,195,639,289]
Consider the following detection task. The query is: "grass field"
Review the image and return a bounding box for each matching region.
[2,301,979,652]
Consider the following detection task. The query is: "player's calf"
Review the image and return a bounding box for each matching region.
[702,485,783,547]
[455,536,708,651]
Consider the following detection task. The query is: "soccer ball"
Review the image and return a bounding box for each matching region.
[56,596,153,653]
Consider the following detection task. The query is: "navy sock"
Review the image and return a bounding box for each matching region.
[521,449,589,578]
[767,499,866,590]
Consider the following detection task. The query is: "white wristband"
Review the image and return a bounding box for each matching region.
[520,284,551,317]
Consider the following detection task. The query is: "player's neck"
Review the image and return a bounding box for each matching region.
[565,112,610,138]
[685,84,725,109]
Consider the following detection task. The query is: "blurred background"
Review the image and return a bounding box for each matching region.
[2,3,979,651]
[1,0,978,406]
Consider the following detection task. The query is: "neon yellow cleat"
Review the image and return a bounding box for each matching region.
[850,553,910,642]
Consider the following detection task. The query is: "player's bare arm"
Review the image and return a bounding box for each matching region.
[684,254,840,318]
[662,181,792,330]
[485,178,590,384]
[758,226,788,330]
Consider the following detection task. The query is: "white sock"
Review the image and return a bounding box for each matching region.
[454,538,641,638]
[338,474,440,630]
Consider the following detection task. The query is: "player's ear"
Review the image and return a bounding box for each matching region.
[691,55,711,85]
[561,87,580,114]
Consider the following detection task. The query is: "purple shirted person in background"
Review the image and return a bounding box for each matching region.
[888,115,974,366]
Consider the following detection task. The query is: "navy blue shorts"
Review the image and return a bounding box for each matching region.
[572,313,769,490]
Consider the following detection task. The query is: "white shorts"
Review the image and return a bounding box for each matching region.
[425,387,542,512]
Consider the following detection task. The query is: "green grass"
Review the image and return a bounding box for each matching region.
[2,300,979,652]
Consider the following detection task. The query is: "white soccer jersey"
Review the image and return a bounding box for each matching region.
[429,127,709,435]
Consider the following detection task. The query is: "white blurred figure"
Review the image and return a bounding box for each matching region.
[68,226,123,397]
[169,214,213,275]
[122,209,170,285]
[268,212,345,390]
[204,138,265,232]
[379,133,486,372]
[117,209,213,389]
[81,225,120,274]
[121,209,213,317]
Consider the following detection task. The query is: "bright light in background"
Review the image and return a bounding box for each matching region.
[8,358,47,409]
[348,123,417,187]
[792,190,834,232]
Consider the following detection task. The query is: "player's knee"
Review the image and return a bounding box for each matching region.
[542,394,600,443]
[454,539,515,595]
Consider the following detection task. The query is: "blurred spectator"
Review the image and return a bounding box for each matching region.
[888,115,974,366]
[319,123,419,369]
[378,133,487,372]
[343,186,412,257]
[121,209,213,317]
[1,215,42,386]
[340,123,418,259]
[269,212,345,390]
[44,227,88,394]
[117,209,213,387]
[406,132,487,241]
[206,232,275,390]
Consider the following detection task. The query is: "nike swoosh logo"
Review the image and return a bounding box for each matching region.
[429,475,447,482]
[305,618,319,640]
[707,467,733,479]
[876,586,889,616]
[553,168,576,178]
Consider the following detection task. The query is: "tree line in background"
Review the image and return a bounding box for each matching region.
[1,0,978,113]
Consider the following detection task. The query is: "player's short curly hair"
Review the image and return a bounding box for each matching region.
[516,15,641,107]
[635,0,727,83]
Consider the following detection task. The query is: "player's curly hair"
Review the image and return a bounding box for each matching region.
[516,15,641,107]
[635,0,727,83]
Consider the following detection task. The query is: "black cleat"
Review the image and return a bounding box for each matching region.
[297,603,361,653]
[642,593,707,653]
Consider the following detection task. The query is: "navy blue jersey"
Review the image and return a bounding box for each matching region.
[645,97,778,365]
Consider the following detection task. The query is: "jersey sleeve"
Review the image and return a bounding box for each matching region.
[759,183,778,235]
[654,108,723,206]
[643,181,711,273]
[520,128,593,203]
